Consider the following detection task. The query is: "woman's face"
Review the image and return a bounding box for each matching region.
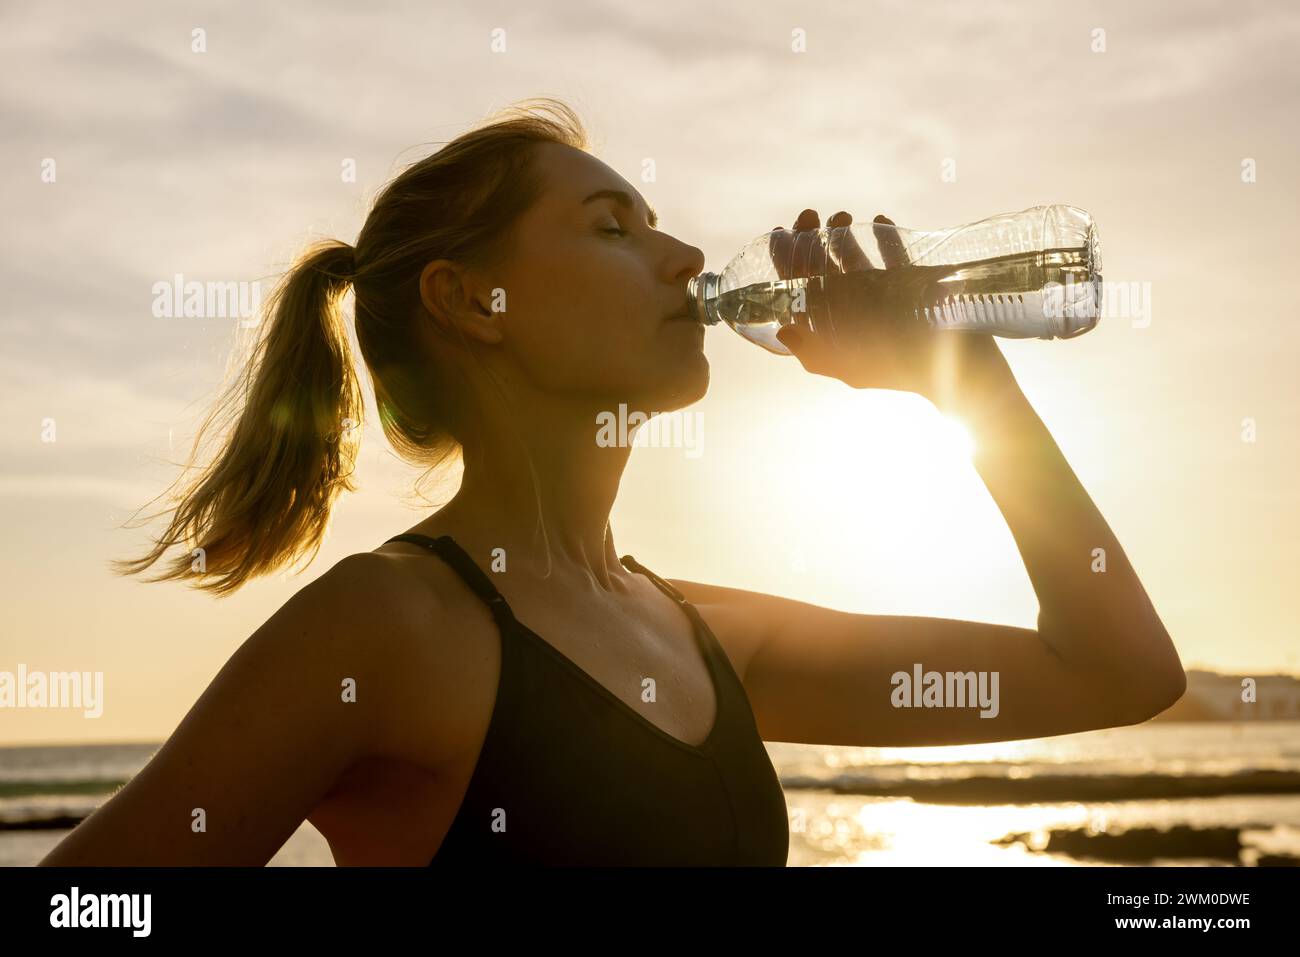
[485,142,709,413]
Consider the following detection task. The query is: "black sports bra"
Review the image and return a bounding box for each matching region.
[385,533,790,866]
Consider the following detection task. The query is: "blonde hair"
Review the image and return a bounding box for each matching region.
[112,97,590,596]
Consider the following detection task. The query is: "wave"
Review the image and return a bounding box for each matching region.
[780,769,1300,804]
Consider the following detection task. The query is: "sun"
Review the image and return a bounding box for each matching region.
[935,413,976,460]
[728,387,994,611]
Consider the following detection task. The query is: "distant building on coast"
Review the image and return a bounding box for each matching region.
[1153,669,1300,721]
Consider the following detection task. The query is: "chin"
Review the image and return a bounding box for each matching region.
[656,351,710,411]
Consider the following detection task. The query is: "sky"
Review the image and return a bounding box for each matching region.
[2,0,1297,745]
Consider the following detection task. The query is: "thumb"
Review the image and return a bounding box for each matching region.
[776,321,841,379]
[776,324,804,353]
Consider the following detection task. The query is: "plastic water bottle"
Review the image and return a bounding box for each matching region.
[686,204,1103,356]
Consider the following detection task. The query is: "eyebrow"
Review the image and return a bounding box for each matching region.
[581,188,659,229]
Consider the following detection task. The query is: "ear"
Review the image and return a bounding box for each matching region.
[418,259,504,345]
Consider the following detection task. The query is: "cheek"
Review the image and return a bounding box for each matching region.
[503,255,658,391]
[504,293,645,393]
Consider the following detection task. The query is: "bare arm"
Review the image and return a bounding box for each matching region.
[677,206,1184,748]
[671,369,1184,748]
[946,358,1183,687]
[37,553,437,866]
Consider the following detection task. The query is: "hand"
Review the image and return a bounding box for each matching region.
[769,208,1014,408]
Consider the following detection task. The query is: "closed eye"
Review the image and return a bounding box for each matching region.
[601,226,628,237]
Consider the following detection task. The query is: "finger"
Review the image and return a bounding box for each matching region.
[790,209,827,280]
[770,208,835,282]
[768,209,819,280]
[768,231,813,335]
[778,313,835,373]
[769,225,794,281]
[873,214,911,270]
[826,211,876,273]
[774,323,801,354]
[794,210,841,341]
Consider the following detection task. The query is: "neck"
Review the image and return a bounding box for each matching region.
[427,393,634,591]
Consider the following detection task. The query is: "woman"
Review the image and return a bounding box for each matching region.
[38,98,1184,867]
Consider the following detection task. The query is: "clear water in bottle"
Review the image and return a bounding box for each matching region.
[690,205,1103,355]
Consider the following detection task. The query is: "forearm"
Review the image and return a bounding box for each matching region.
[937,366,1184,695]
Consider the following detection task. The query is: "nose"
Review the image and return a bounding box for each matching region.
[667,236,707,284]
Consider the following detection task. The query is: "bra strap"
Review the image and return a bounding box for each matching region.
[620,555,724,671]
[386,533,517,626]
[619,554,687,604]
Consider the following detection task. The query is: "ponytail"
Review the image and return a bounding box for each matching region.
[114,96,592,596]
[112,240,364,596]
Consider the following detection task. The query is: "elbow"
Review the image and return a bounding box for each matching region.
[1110,620,1186,725]
[1121,661,1187,725]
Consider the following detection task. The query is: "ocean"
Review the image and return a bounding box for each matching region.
[4,721,1299,866]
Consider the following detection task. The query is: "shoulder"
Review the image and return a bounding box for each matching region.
[316,546,496,639]
[270,551,444,670]
[270,549,498,771]
[660,576,786,686]
[312,549,443,633]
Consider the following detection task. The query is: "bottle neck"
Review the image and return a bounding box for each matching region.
[687,272,722,326]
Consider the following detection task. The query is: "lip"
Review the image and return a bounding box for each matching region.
[664,294,696,323]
